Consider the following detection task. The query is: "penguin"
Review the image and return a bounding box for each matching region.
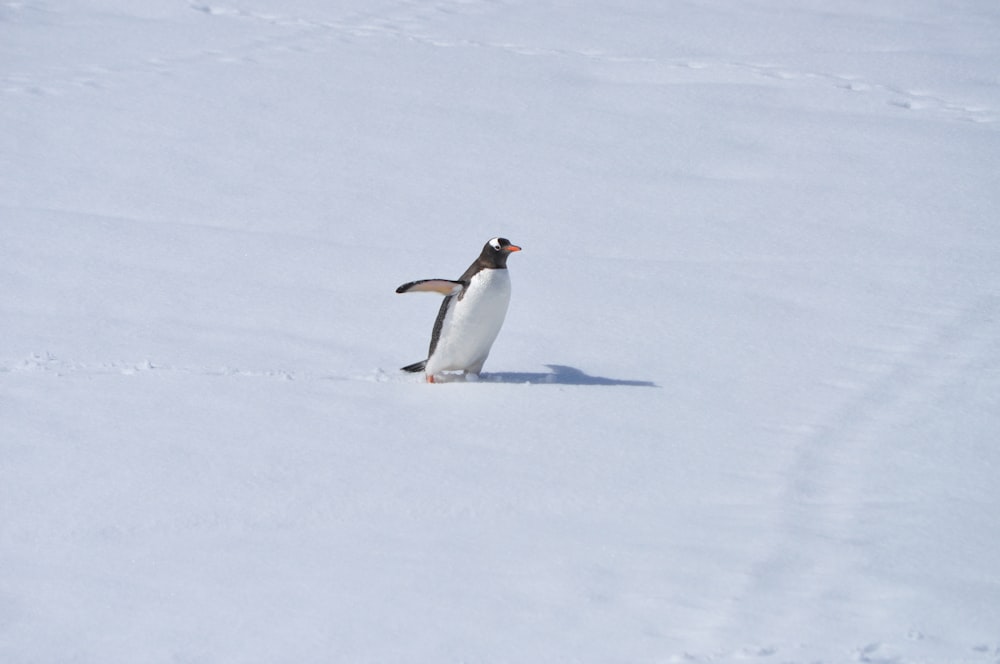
[396,237,522,383]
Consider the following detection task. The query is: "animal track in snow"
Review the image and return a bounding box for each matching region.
[726,61,997,124]
[2,352,347,383]
[186,0,999,129]
[6,0,996,127]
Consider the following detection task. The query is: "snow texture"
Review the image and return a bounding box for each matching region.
[2,1,999,662]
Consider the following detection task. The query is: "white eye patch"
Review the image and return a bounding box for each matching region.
[489,237,502,251]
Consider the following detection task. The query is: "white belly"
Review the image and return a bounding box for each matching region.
[426,268,511,375]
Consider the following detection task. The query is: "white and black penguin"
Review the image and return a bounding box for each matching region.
[396,237,522,383]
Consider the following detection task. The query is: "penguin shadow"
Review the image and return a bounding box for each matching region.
[485,364,658,387]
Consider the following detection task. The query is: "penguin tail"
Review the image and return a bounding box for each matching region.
[401,360,427,373]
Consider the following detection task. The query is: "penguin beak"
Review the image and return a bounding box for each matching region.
[505,244,522,252]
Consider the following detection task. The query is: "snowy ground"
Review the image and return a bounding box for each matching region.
[2,1,1000,662]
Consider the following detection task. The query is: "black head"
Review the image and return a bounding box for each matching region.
[479,236,522,268]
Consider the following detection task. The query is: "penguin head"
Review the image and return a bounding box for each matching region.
[482,237,522,267]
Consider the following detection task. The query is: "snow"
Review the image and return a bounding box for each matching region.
[2,1,999,662]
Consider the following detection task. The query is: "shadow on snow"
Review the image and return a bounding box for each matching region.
[484,364,657,387]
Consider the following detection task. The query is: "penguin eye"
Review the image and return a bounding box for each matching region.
[489,238,502,251]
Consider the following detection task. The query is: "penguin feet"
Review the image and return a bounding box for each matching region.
[424,372,480,383]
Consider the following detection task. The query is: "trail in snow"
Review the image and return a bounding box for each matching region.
[1,352,658,386]
[5,0,997,127]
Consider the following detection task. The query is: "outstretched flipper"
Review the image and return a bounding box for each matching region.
[396,279,465,296]
[401,360,427,373]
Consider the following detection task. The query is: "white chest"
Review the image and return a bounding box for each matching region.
[427,268,511,373]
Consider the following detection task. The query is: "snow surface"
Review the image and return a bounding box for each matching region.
[3,1,1000,662]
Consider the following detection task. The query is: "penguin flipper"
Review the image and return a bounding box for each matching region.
[396,279,465,296]
[401,360,427,373]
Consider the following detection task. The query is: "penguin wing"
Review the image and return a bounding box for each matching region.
[396,279,465,296]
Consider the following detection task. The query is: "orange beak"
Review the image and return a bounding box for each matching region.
[506,244,522,252]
